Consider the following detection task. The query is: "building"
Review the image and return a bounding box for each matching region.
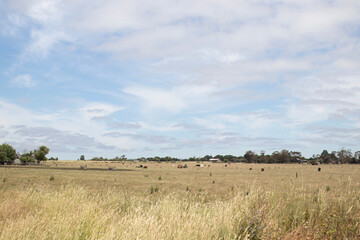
[13,159,21,165]
[209,158,222,163]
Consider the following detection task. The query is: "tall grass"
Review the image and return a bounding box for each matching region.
[0,180,359,239]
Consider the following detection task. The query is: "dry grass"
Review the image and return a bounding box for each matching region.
[0,162,359,239]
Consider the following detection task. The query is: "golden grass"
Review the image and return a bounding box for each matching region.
[0,162,359,239]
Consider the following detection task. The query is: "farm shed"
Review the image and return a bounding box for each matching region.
[209,158,222,163]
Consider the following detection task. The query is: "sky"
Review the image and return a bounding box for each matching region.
[1,0,360,160]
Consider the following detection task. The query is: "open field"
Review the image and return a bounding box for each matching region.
[1,162,360,239]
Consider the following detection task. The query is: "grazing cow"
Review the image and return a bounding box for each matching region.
[143,166,148,169]
[225,164,227,167]
[249,168,252,170]
[318,167,321,172]
[195,164,201,167]
[183,164,188,168]
[177,165,183,168]
[261,168,264,172]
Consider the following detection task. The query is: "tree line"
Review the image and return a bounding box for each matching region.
[0,143,50,165]
[1,142,359,164]
[88,149,360,164]
[133,149,360,164]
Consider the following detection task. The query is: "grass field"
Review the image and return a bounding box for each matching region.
[1,161,360,239]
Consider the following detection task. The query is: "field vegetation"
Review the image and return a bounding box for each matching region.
[1,162,360,239]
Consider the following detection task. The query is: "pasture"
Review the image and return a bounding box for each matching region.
[1,162,359,239]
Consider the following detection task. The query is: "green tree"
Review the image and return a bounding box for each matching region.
[0,143,17,164]
[320,150,331,164]
[276,149,291,163]
[20,151,35,164]
[34,145,50,163]
[20,155,35,164]
[244,150,257,163]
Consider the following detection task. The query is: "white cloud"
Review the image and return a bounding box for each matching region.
[0,99,128,156]
[11,74,37,88]
[80,102,123,120]
[124,83,218,114]
[27,0,61,23]
[284,74,360,128]
[26,30,72,57]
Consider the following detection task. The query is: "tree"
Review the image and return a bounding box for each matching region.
[244,150,257,163]
[278,149,291,163]
[337,148,352,164]
[20,152,35,164]
[290,151,302,163]
[320,150,331,164]
[352,151,360,164]
[34,145,50,163]
[0,143,17,165]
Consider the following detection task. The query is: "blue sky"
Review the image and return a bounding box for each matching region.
[1,0,360,160]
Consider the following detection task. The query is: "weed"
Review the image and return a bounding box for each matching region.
[150,186,159,194]
[50,176,55,181]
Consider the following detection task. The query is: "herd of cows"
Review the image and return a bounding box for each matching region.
[75,162,323,172]
[133,163,322,172]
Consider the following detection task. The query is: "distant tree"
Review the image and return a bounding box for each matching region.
[20,152,35,164]
[0,143,17,165]
[223,155,235,162]
[271,151,280,163]
[290,151,302,163]
[337,148,352,164]
[258,151,266,163]
[244,150,257,163]
[279,149,291,163]
[34,145,50,163]
[319,150,329,163]
[202,155,213,161]
[352,151,360,164]
[80,155,85,161]
[214,155,224,161]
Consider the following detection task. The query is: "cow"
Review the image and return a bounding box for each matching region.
[249,168,252,170]
[143,166,148,169]
[177,165,183,168]
[318,167,321,172]
[261,168,264,172]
